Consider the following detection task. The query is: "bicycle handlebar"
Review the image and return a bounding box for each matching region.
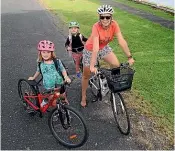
[97,62,130,73]
[28,76,75,94]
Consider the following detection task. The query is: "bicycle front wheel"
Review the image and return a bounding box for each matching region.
[48,105,89,148]
[110,93,130,135]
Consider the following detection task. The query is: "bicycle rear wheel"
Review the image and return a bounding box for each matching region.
[18,79,38,114]
[48,105,89,148]
[110,93,130,135]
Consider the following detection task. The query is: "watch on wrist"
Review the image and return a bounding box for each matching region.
[128,55,132,59]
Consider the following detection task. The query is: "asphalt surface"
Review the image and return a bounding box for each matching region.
[100,0,174,30]
[1,0,142,150]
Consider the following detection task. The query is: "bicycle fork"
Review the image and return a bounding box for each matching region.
[57,104,71,129]
[111,93,125,113]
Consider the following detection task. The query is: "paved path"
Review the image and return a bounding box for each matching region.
[100,0,174,30]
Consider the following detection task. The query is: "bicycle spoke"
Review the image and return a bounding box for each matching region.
[111,93,130,135]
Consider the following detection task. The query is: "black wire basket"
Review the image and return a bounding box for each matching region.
[101,66,135,93]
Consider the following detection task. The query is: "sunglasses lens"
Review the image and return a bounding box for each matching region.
[106,16,111,19]
[100,16,111,20]
[100,16,105,19]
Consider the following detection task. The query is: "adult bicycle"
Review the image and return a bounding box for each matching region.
[88,62,135,135]
[18,78,89,148]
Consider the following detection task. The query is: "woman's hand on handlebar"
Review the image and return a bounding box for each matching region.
[128,57,135,66]
[90,66,98,74]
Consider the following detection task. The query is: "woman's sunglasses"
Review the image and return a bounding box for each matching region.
[100,16,111,20]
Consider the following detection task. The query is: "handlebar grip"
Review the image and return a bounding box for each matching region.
[120,62,129,67]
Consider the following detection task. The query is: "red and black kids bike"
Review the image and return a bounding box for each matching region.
[18,77,89,148]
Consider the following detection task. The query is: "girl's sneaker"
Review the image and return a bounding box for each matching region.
[76,72,82,78]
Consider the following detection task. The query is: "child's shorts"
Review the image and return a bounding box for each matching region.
[82,45,112,67]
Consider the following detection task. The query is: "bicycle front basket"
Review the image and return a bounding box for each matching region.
[102,67,135,93]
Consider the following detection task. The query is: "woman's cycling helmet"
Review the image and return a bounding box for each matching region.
[97,5,114,15]
[69,21,80,28]
[37,40,55,51]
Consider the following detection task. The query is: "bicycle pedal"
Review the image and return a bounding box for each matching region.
[29,112,37,116]
[39,113,43,118]
[26,110,34,114]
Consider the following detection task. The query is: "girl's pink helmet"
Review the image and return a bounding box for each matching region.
[37,40,55,51]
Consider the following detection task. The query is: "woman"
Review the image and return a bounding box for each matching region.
[81,5,135,107]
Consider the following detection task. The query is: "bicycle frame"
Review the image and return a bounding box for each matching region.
[24,91,62,113]
[89,72,107,101]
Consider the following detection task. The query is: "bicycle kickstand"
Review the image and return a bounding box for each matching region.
[39,111,43,118]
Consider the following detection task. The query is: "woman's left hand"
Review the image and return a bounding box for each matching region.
[128,57,135,66]
[90,66,98,74]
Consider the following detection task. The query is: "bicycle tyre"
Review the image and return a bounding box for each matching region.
[48,105,89,148]
[110,93,130,135]
[18,79,38,114]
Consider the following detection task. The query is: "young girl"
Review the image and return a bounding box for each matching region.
[65,21,87,78]
[28,40,71,106]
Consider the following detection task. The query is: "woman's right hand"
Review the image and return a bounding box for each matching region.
[128,57,135,66]
[90,66,97,74]
[28,77,35,80]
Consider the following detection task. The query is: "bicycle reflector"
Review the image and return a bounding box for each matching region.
[69,134,77,139]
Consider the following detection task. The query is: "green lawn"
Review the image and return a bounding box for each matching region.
[41,0,174,142]
[113,0,174,21]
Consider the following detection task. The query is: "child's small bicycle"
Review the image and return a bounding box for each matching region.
[18,78,89,148]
